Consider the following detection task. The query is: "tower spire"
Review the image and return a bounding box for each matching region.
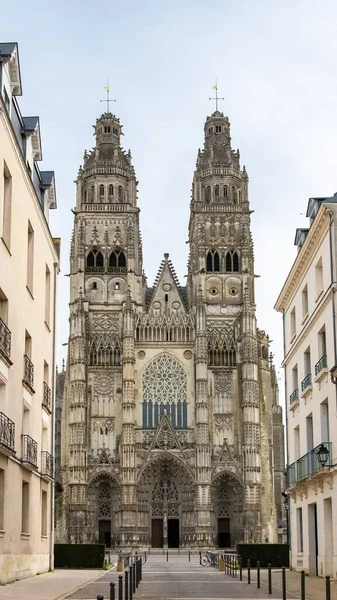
[100,80,116,113]
[208,78,224,112]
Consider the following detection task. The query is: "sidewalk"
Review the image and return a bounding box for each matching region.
[0,568,105,600]
[246,568,337,600]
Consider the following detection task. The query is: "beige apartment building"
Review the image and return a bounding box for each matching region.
[275,194,337,577]
[0,43,59,583]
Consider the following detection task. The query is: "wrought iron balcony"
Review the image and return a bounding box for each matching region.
[41,451,53,478]
[0,412,15,454]
[22,434,37,468]
[287,442,332,486]
[290,389,299,405]
[0,318,11,360]
[23,355,34,390]
[315,354,327,376]
[301,373,312,392]
[42,382,51,413]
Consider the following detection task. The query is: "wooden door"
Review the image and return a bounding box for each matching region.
[151,519,163,548]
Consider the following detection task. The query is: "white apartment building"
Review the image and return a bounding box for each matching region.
[275,194,337,577]
[0,43,59,583]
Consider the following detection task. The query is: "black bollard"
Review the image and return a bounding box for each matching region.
[282,566,286,600]
[268,563,272,595]
[97,596,104,600]
[110,581,115,600]
[129,565,133,600]
[326,575,331,600]
[167,550,168,562]
[239,556,242,581]
[257,561,260,589]
[189,550,190,562]
[247,559,251,584]
[132,561,136,594]
[118,576,123,600]
[140,558,142,581]
[199,551,201,566]
[125,570,129,600]
[301,570,305,600]
[135,560,139,589]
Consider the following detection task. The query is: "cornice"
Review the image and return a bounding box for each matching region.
[275,205,330,312]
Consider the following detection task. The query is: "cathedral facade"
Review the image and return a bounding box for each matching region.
[56,109,284,549]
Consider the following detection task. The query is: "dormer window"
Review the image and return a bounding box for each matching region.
[206,250,220,272]
[104,126,111,133]
[216,125,222,133]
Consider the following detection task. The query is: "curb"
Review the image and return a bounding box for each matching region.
[54,566,116,600]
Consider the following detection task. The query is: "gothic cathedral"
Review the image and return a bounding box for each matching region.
[56,109,284,549]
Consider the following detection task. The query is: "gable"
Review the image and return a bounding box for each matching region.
[147,253,187,314]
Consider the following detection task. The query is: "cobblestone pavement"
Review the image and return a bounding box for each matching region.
[66,554,297,600]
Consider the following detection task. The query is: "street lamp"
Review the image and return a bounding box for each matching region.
[316,443,329,467]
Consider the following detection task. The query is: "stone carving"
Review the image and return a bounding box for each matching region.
[214,415,232,431]
[214,371,232,396]
[143,354,187,405]
[91,313,120,334]
[183,350,192,360]
[94,373,115,395]
[137,350,146,359]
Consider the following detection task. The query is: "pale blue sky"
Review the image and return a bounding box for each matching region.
[2,0,337,402]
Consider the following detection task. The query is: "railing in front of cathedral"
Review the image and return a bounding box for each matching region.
[136,314,195,344]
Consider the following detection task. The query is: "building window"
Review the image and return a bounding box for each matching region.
[208,127,213,135]
[290,307,296,340]
[113,127,118,135]
[90,338,121,366]
[297,507,303,552]
[206,250,220,272]
[214,185,220,197]
[92,282,97,290]
[45,265,51,327]
[1,161,12,250]
[104,126,111,133]
[109,184,114,196]
[0,468,4,530]
[83,189,87,202]
[318,325,326,360]
[224,185,228,197]
[27,221,34,294]
[225,250,239,272]
[118,186,124,202]
[205,186,211,203]
[315,257,323,299]
[115,282,120,290]
[142,353,187,428]
[86,249,104,272]
[232,186,236,203]
[215,125,222,133]
[41,490,47,537]
[0,288,8,325]
[90,185,95,201]
[208,325,236,367]
[22,481,29,534]
[294,425,300,460]
[108,250,126,271]
[304,346,311,377]
[321,400,330,442]
[306,414,313,451]
[302,284,308,320]
[99,184,105,197]
[3,87,10,112]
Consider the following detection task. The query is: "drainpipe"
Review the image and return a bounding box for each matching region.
[282,309,290,548]
[328,212,337,376]
[49,261,58,571]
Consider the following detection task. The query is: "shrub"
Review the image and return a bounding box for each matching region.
[54,543,105,568]
[236,543,289,568]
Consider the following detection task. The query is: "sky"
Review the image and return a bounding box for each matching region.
[2,0,337,408]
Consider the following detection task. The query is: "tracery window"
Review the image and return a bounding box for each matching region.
[225,250,239,273]
[90,338,121,366]
[98,483,111,519]
[142,353,187,429]
[86,249,104,272]
[206,250,220,272]
[208,324,236,367]
[108,250,127,272]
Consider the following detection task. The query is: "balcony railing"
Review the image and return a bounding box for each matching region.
[0,318,11,360]
[287,442,332,486]
[315,354,327,376]
[0,412,15,453]
[22,434,37,468]
[41,451,53,478]
[42,382,51,413]
[23,355,34,390]
[290,389,299,405]
[301,373,312,392]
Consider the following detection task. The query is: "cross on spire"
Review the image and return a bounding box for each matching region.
[208,78,224,112]
[100,80,116,113]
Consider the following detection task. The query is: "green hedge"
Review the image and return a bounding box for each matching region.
[236,544,289,568]
[54,544,105,568]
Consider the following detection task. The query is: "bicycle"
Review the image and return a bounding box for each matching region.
[200,551,219,567]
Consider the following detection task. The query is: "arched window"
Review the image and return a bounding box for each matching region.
[224,185,228,197]
[238,189,242,203]
[205,186,211,203]
[118,186,124,201]
[99,184,105,197]
[214,185,220,197]
[108,250,127,272]
[86,249,104,272]
[226,250,239,273]
[206,250,220,272]
[83,189,87,202]
[142,353,187,428]
[109,184,114,196]
[232,186,236,203]
[90,185,95,201]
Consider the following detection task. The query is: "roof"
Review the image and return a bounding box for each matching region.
[22,116,42,160]
[0,43,17,58]
[40,171,57,209]
[0,42,22,96]
[40,171,54,188]
[22,116,39,132]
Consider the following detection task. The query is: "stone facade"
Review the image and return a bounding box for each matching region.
[57,109,283,548]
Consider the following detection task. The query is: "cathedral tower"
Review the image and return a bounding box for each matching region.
[57,108,282,548]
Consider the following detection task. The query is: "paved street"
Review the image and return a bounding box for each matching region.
[66,554,297,600]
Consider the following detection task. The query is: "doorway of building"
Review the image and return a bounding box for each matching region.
[152,519,163,548]
[218,518,230,547]
[168,519,179,548]
[99,520,111,546]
